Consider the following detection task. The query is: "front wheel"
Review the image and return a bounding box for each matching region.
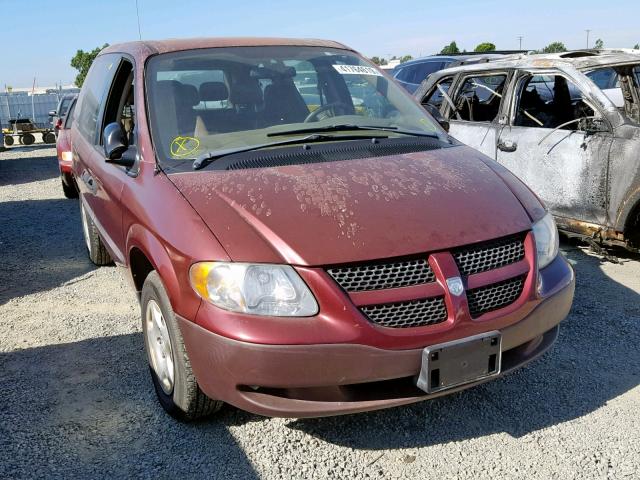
[141,271,222,420]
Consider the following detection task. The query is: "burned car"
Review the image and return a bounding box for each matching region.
[415,51,640,251]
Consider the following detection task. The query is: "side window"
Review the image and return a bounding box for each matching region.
[59,97,72,117]
[586,67,619,90]
[514,74,597,130]
[75,54,118,143]
[102,59,135,145]
[289,60,321,110]
[421,77,453,111]
[411,62,444,85]
[63,100,77,129]
[343,75,395,119]
[453,74,507,122]
[394,66,412,82]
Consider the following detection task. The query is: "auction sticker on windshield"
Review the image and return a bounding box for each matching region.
[333,65,383,76]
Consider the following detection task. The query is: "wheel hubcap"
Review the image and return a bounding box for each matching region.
[80,202,91,253]
[145,299,175,394]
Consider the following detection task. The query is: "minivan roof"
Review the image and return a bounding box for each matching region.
[102,38,353,57]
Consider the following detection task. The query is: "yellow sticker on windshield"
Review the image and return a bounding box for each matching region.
[170,136,200,157]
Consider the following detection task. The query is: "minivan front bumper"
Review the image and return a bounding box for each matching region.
[178,261,574,418]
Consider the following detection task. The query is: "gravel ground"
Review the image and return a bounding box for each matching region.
[1,145,639,479]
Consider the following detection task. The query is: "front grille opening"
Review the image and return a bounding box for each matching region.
[453,233,526,276]
[327,258,435,292]
[467,275,525,318]
[361,296,447,328]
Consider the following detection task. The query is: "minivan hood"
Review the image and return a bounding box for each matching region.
[169,146,533,266]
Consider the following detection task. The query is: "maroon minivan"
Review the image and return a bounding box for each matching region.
[71,38,574,420]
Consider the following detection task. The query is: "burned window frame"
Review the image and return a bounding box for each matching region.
[445,70,512,124]
[420,75,455,113]
[507,69,610,132]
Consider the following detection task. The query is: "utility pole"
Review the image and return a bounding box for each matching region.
[585,29,591,49]
[517,35,524,50]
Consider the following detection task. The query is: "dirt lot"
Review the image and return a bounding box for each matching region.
[1,145,639,479]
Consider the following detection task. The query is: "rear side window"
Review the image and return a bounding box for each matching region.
[59,97,72,117]
[394,66,412,82]
[453,74,507,122]
[411,62,444,85]
[586,67,619,89]
[63,100,77,129]
[514,74,597,130]
[75,54,118,143]
[397,62,444,85]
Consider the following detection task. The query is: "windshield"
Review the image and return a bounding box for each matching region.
[145,46,444,166]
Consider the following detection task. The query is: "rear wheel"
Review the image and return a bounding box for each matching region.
[62,177,78,199]
[142,271,222,420]
[22,133,35,145]
[43,132,56,144]
[79,200,111,265]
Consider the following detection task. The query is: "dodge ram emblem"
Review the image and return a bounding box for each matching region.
[446,277,464,296]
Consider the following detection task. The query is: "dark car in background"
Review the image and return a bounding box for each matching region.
[71,37,573,421]
[50,94,77,137]
[393,53,518,94]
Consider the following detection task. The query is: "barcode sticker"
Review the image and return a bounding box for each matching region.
[332,64,383,76]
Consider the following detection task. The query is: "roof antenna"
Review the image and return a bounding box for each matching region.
[135,0,143,40]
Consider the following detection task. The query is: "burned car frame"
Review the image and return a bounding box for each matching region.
[415,51,640,251]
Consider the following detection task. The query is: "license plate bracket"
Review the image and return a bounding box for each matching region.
[417,331,502,394]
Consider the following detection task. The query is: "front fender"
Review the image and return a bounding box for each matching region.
[126,224,201,321]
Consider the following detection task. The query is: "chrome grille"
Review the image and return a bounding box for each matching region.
[327,258,435,292]
[467,276,525,318]
[453,233,526,276]
[360,297,447,328]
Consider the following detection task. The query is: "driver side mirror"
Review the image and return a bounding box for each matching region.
[579,117,608,135]
[424,104,450,132]
[103,122,135,168]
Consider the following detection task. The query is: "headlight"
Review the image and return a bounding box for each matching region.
[532,213,559,269]
[189,262,318,317]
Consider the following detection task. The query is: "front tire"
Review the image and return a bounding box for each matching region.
[141,271,222,420]
[79,199,111,265]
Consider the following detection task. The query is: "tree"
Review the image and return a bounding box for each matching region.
[634,43,639,50]
[541,41,567,53]
[474,42,496,52]
[594,38,604,49]
[440,41,461,55]
[71,43,109,87]
[399,55,413,63]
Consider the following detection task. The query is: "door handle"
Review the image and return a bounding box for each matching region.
[80,171,97,194]
[497,140,517,153]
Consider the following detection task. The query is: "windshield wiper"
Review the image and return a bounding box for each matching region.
[192,133,387,170]
[266,124,440,139]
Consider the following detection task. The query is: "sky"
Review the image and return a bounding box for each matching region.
[1,0,639,88]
